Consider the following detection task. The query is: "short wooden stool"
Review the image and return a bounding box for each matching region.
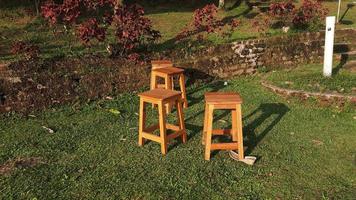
[202,92,244,160]
[138,88,187,155]
[151,66,188,113]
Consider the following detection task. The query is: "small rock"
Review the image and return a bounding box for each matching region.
[282,26,290,33]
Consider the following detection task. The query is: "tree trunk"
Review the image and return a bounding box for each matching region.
[34,0,40,16]
[218,0,225,9]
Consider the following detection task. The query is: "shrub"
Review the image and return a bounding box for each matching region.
[269,1,295,27]
[176,4,239,41]
[77,18,106,45]
[41,1,159,62]
[269,1,295,17]
[113,4,161,55]
[41,1,62,25]
[193,4,219,33]
[11,41,40,60]
[263,0,328,32]
[292,0,328,31]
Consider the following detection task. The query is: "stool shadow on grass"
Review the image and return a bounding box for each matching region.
[243,103,289,156]
[183,103,289,159]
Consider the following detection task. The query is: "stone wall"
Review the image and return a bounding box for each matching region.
[160,29,355,78]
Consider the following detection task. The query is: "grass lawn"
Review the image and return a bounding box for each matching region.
[1,0,356,62]
[265,63,356,95]
[1,76,355,199]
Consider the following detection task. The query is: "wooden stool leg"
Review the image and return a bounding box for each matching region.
[138,98,146,146]
[179,74,188,108]
[202,103,209,145]
[151,73,158,108]
[236,104,244,160]
[164,75,173,114]
[231,109,238,142]
[176,99,187,143]
[158,102,168,155]
[205,104,214,160]
[171,76,174,90]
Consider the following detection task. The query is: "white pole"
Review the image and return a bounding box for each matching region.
[323,16,336,77]
[337,0,341,23]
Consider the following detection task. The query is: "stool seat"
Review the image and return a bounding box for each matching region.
[205,92,243,104]
[153,66,184,75]
[139,89,181,101]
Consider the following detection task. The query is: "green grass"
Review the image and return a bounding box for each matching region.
[1,0,355,62]
[1,76,355,199]
[265,63,356,95]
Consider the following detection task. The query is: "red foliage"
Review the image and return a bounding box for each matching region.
[113,4,160,54]
[41,1,61,25]
[269,1,295,17]
[11,41,40,60]
[193,4,219,33]
[77,18,106,45]
[292,0,328,28]
[176,4,238,41]
[60,0,81,24]
[41,0,114,25]
[41,1,159,62]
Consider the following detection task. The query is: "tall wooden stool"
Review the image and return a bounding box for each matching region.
[151,66,188,113]
[150,60,174,90]
[138,88,187,155]
[202,92,244,161]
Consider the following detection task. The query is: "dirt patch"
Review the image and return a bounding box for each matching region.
[0,157,44,176]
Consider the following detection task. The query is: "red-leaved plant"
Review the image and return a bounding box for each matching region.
[77,18,106,45]
[113,4,161,55]
[292,0,328,30]
[41,0,160,62]
[176,4,239,41]
[193,4,219,33]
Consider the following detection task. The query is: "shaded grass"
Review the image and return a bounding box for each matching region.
[0,76,355,199]
[265,63,356,95]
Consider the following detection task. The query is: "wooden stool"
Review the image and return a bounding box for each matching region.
[150,60,173,89]
[151,66,188,113]
[138,89,187,155]
[202,92,244,160]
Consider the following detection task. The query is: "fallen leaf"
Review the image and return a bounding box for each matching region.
[108,109,120,115]
[105,96,113,100]
[218,119,227,123]
[42,126,54,134]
